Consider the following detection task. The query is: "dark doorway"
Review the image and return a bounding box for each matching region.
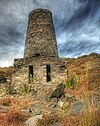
[29,65,33,83]
[46,64,51,82]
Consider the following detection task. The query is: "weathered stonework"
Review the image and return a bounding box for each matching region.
[13,57,67,85]
[24,9,58,58]
[13,9,68,87]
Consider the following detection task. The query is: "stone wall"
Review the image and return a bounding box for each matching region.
[24,9,58,58]
[13,57,67,86]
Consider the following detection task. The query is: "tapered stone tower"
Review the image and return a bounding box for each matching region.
[24,9,58,58]
[13,9,67,85]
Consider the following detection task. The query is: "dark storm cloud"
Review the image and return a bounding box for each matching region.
[0,0,100,66]
[56,0,100,57]
[62,0,100,29]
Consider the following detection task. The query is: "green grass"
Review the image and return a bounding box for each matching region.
[65,73,78,89]
[20,83,32,94]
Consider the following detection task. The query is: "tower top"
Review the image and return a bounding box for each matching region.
[24,9,58,58]
[29,8,52,15]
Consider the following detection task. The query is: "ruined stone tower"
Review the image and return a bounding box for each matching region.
[24,9,58,58]
[13,9,67,85]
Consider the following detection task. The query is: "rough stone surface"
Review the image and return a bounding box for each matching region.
[0,84,6,96]
[67,101,85,114]
[25,115,43,126]
[49,98,58,108]
[50,83,65,99]
[13,9,68,86]
[86,92,100,107]
[13,57,67,86]
[24,9,58,58]
[65,93,76,102]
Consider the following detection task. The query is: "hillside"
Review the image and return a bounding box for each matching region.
[0,67,15,77]
[0,53,100,126]
[0,53,99,96]
[0,53,100,94]
[66,53,100,97]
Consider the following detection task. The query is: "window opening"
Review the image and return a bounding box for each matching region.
[29,65,33,83]
[46,64,51,82]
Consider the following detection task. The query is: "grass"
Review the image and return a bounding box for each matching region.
[0,94,34,110]
[61,91,100,126]
[0,95,33,126]
[37,89,100,126]
[65,73,78,89]
[36,114,61,126]
[61,109,100,126]
[36,106,100,126]
[20,83,32,94]
[0,91,99,126]
[0,97,17,107]
[4,76,16,95]
[0,107,26,126]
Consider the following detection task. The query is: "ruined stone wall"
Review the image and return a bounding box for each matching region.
[13,57,67,86]
[24,9,58,58]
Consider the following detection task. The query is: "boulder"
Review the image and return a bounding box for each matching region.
[50,83,65,99]
[25,115,43,126]
[67,101,85,114]
[29,102,42,115]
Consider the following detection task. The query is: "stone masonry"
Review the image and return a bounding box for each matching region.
[13,9,68,87]
[24,9,58,58]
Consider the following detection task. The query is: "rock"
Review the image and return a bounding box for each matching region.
[62,101,70,110]
[67,101,85,114]
[49,98,58,108]
[25,115,43,126]
[52,123,61,126]
[50,83,65,99]
[87,93,100,107]
[65,93,76,102]
[49,103,57,108]
[58,100,64,108]
[20,109,28,115]
[29,103,42,115]
[65,93,74,98]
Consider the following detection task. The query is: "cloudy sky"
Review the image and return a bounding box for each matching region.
[0,0,100,67]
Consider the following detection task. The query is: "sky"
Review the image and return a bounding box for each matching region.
[0,0,100,67]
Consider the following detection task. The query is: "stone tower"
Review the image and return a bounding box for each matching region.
[24,9,58,58]
[13,9,67,85]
